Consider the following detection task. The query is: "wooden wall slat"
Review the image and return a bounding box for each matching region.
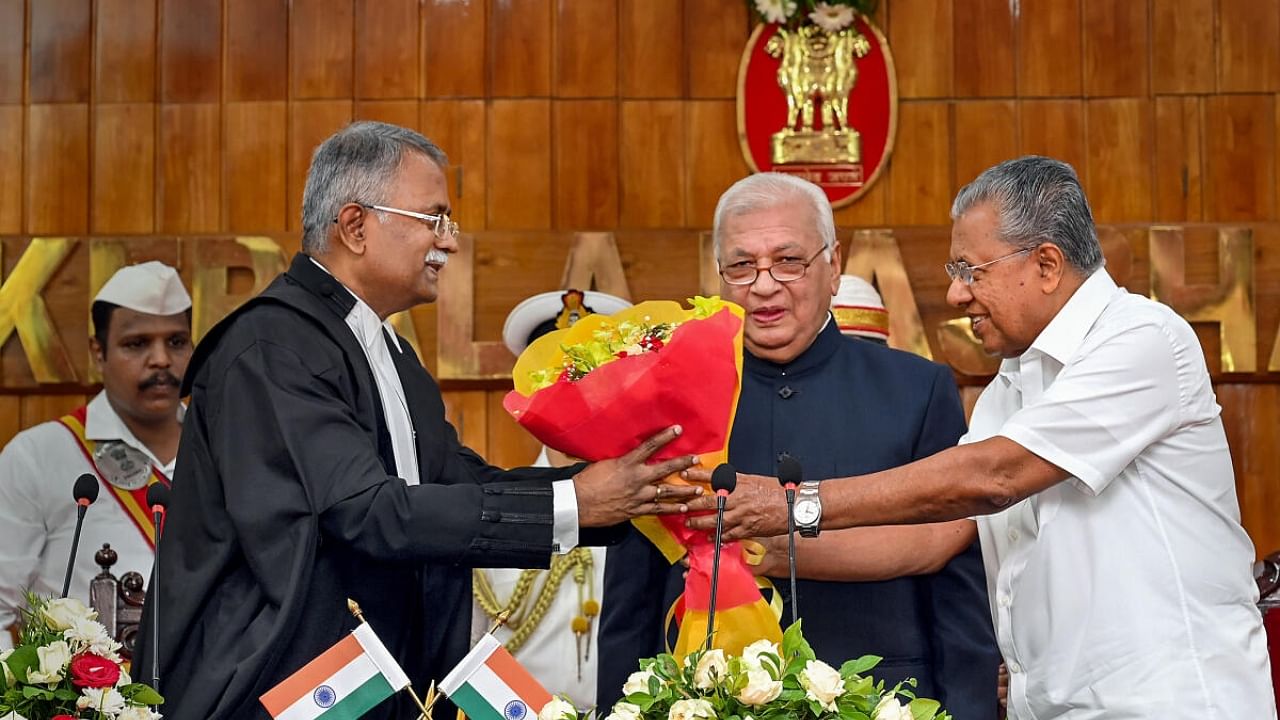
[420,100,487,232]
[555,0,618,98]
[1217,0,1280,93]
[685,0,748,99]
[619,100,685,228]
[686,100,745,227]
[952,0,1014,98]
[0,106,20,234]
[887,101,951,225]
[1154,96,1204,222]
[490,0,552,98]
[422,0,486,98]
[225,0,288,102]
[95,0,157,103]
[887,0,952,98]
[159,0,221,103]
[1204,95,1277,222]
[26,104,88,234]
[290,0,355,100]
[441,390,488,454]
[832,168,887,227]
[1152,0,1215,94]
[1019,100,1087,186]
[1082,0,1149,97]
[1017,0,1082,97]
[0,396,20,449]
[29,0,90,103]
[287,100,353,232]
[0,0,23,104]
[20,395,86,431]
[486,389,539,470]
[619,0,683,98]
[486,99,551,230]
[1218,384,1280,556]
[1084,98,1153,222]
[158,103,221,233]
[553,99,619,230]
[952,100,1017,192]
[354,100,421,129]
[355,0,420,99]
[224,101,287,233]
[92,104,155,234]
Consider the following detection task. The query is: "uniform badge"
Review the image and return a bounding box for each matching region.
[93,441,152,490]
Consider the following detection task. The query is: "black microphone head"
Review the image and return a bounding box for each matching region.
[711,463,737,495]
[145,483,170,510]
[73,473,99,504]
[777,454,803,488]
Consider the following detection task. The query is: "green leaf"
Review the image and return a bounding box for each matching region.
[4,646,37,684]
[52,686,78,700]
[21,684,52,699]
[121,683,165,705]
[839,655,881,677]
[907,697,940,720]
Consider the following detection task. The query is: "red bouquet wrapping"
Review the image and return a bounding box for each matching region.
[503,297,782,657]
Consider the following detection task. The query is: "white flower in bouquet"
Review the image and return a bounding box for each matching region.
[605,701,641,720]
[78,686,127,716]
[64,613,120,658]
[692,649,727,689]
[668,698,715,720]
[754,0,797,24]
[1,711,29,720]
[27,639,71,684]
[622,669,658,696]
[41,597,95,631]
[872,695,914,720]
[734,667,783,706]
[117,706,163,720]
[537,696,577,720]
[808,2,856,33]
[739,639,781,673]
[799,659,846,711]
[0,648,14,686]
[116,664,132,687]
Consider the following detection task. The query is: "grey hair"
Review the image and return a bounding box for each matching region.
[712,172,836,263]
[301,121,448,254]
[951,155,1102,274]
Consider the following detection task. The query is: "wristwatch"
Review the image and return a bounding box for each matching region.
[793,481,823,538]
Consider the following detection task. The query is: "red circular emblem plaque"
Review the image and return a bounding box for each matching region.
[737,17,898,208]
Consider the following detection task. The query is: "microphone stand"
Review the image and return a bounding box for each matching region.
[707,493,726,650]
[149,498,166,695]
[783,487,799,625]
[61,502,90,599]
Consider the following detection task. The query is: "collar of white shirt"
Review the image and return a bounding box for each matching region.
[83,390,182,473]
[308,257,403,354]
[998,268,1118,381]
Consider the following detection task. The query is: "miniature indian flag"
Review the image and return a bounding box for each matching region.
[259,623,411,720]
[440,634,553,720]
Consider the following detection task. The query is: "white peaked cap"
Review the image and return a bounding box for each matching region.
[831,274,889,341]
[94,261,192,315]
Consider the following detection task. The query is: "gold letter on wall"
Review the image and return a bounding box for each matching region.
[191,237,287,342]
[436,234,517,380]
[561,233,632,300]
[843,229,933,360]
[0,238,78,383]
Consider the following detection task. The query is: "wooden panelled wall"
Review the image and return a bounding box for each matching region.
[1,0,1279,550]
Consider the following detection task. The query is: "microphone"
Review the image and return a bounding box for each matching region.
[62,474,100,598]
[706,463,737,649]
[777,454,802,625]
[145,483,170,694]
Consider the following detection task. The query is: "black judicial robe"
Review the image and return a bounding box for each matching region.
[597,320,998,718]
[136,254,621,720]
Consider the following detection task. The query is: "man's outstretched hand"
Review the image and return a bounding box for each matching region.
[573,425,703,527]
[682,466,789,540]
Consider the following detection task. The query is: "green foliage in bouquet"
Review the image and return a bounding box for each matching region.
[545,622,949,720]
[1,593,163,720]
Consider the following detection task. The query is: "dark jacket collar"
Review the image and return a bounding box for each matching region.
[285,253,358,320]
[743,313,843,379]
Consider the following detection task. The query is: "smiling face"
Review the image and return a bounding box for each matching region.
[717,201,841,364]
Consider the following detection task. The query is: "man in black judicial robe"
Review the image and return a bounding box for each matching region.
[601,173,999,718]
[134,122,699,720]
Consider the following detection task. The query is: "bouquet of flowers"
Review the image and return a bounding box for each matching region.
[504,297,782,658]
[0,594,162,720]
[749,1,878,31]
[538,622,949,720]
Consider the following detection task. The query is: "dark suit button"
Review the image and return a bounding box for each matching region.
[319,281,336,296]
[778,385,795,399]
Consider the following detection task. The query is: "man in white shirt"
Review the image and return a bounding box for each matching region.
[687,156,1275,718]
[0,262,192,649]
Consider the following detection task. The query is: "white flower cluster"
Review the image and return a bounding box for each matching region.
[753,0,859,32]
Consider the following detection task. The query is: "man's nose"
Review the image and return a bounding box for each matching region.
[147,341,173,367]
[749,267,781,295]
[945,277,972,308]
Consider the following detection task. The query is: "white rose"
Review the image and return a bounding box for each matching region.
[622,669,658,696]
[537,696,578,720]
[27,640,71,684]
[116,664,132,687]
[117,706,162,720]
[799,659,845,711]
[77,686,127,716]
[692,649,727,690]
[0,648,14,687]
[605,701,641,720]
[734,668,782,706]
[872,696,914,720]
[739,640,780,673]
[668,698,715,720]
[42,597,95,631]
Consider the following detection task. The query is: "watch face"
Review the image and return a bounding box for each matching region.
[794,500,820,525]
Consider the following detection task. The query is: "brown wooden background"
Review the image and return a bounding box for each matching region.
[1,0,1279,553]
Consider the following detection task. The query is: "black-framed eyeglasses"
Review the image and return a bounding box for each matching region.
[360,203,460,240]
[719,245,830,286]
[944,248,1033,285]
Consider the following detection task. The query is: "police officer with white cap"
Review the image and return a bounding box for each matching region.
[0,261,192,647]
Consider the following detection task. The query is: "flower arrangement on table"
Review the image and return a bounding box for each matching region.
[539,623,950,720]
[0,594,162,720]
[749,1,879,31]
[504,296,782,659]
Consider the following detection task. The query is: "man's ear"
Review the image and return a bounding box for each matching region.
[828,242,843,297]
[333,203,369,256]
[1037,242,1068,294]
[89,336,105,368]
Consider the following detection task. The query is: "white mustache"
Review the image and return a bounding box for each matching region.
[425,249,449,266]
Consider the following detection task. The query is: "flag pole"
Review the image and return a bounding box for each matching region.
[347,599,434,720]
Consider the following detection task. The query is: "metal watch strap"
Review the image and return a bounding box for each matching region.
[796,480,822,538]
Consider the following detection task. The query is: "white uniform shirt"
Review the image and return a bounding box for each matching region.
[0,391,176,649]
[964,269,1275,719]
